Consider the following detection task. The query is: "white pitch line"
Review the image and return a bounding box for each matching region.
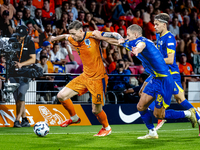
[0,128,197,135]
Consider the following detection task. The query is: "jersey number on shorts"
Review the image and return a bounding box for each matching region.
[97,94,101,102]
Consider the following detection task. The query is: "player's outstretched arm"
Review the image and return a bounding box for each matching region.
[49,34,70,42]
[91,30,124,46]
[131,42,146,56]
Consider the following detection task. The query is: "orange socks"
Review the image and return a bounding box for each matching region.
[60,99,76,116]
[95,110,109,128]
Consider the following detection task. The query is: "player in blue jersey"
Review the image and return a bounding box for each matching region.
[139,13,200,135]
[91,24,197,139]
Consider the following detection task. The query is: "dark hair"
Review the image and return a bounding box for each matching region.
[44,22,52,28]
[117,59,124,64]
[44,0,50,3]
[68,20,83,30]
[79,11,85,15]
[40,55,48,60]
[35,8,41,13]
[127,24,142,35]
[134,9,140,16]
[53,43,59,48]
[139,73,149,81]
[0,54,4,59]
[117,27,124,33]
[90,0,96,4]
[26,21,33,26]
[61,12,68,19]
[150,13,156,18]
[40,49,47,55]
[182,8,189,13]
[83,24,89,28]
[191,8,197,13]
[155,13,170,24]
[172,16,178,22]
[62,1,69,7]
[112,51,119,57]
[16,10,23,14]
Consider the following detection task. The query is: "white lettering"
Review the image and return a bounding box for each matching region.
[0,109,15,126]
[26,109,35,125]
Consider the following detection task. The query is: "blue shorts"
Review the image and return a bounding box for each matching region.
[145,74,184,96]
[143,75,174,109]
[172,74,184,95]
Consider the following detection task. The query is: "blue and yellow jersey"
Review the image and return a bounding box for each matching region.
[122,37,170,77]
[156,32,180,75]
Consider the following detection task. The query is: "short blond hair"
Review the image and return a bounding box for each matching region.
[127,24,142,36]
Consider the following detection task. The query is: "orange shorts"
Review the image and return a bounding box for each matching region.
[66,74,108,106]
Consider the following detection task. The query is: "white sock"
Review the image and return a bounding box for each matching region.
[70,114,79,122]
[149,128,157,136]
[105,125,111,131]
[184,110,191,118]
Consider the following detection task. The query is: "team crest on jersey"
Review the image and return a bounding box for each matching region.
[187,66,190,70]
[85,39,91,48]
[158,40,163,45]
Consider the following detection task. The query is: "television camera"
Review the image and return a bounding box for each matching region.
[0,37,21,102]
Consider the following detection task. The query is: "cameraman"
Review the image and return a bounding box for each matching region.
[9,25,36,128]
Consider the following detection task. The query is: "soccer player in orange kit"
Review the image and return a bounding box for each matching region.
[50,20,122,136]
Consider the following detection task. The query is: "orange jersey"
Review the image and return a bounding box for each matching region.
[68,32,107,79]
[132,17,143,27]
[179,62,193,75]
[32,0,43,9]
[29,30,39,49]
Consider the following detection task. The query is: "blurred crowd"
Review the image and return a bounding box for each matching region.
[0,0,200,103]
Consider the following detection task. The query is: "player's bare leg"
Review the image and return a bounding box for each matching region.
[57,87,81,127]
[92,103,111,137]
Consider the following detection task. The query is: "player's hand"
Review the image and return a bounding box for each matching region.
[118,38,125,44]
[91,30,102,40]
[14,61,23,69]
[131,46,139,56]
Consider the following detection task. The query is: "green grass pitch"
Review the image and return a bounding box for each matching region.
[0,122,199,150]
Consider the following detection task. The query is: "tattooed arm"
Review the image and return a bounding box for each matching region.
[91,30,124,46]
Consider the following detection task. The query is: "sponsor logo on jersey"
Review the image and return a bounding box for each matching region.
[168,43,174,46]
[158,40,163,45]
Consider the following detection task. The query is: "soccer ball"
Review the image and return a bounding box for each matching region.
[34,121,49,137]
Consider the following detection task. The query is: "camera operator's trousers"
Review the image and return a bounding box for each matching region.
[10,77,31,101]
